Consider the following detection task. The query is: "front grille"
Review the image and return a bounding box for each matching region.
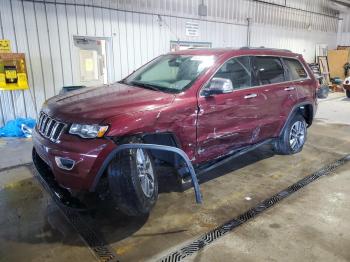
[37,112,66,142]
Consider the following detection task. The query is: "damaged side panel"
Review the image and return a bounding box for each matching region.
[105,95,199,162]
[196,86,268,163]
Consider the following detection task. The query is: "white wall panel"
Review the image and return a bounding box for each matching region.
[338,32,350,45]
[23,0,46,117]
[110,9,121,81]
[56,3,74,86]
[338,12,350,45]
[75,0,87,35]
[35,2,55,99]
[0,0,343,124]
[251,24,337,62]
[11,0,37,120]
[45,3,65,95]
[0,0,21,123]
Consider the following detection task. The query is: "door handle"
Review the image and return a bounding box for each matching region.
[284,87,296,91]
[244,93,257,99]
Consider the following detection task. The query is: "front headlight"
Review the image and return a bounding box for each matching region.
[69,124,109,138]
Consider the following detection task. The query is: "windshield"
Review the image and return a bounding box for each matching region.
[123,54,215,93]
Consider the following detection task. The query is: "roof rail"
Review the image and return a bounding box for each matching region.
[240,46,292,52]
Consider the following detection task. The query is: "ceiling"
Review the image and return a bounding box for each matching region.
[329,0,350,12]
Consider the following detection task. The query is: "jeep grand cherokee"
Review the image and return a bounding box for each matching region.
[32,47,317,216]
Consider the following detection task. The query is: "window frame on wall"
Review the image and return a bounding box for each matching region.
[73,36,112,87]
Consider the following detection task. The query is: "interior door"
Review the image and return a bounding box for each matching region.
[196,56,266,163]
[73,37,107,87]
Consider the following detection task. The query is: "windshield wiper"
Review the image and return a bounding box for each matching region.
[130,81,162,92]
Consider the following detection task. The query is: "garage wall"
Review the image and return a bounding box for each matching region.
[338,13,350,45]
[0,0,340,125]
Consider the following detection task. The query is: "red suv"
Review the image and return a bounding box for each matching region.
[32,47,317,216]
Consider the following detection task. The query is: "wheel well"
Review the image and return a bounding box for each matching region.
[141,133,181,166]
[298,104,313,126]
[112,132,181,166]
[94,132,181,194]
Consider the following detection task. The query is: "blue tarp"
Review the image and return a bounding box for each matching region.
[0,118,36,138]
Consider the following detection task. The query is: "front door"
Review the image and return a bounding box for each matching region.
[196,56,266,163]
[73,37,108,87]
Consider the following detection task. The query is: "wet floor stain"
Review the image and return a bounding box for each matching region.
[0,175,95,262]
[269,223,281,229]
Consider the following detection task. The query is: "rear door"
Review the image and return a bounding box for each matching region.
[251,56,297,139]
[196,56,267,163]
[282,57,313,105]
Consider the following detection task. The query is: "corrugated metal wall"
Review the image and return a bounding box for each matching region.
[338,13,350,45]
[0,0,341,125]
[110,0,339,32]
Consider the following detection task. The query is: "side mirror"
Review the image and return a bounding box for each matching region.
[202,77,234,97]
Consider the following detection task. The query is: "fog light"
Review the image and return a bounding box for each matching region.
[55,156,75,170]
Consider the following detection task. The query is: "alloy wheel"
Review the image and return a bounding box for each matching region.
[289,120,306,151]
[135,149,155,198]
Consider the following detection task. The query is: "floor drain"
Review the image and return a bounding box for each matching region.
[159,155,350,262]
[61,209,119,262]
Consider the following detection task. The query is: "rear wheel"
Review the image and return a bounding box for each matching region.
[274,113,307,155]
[346,90,350,98]
[108,138,158,216]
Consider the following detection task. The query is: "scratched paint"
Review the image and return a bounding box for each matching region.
[34,48,317,193]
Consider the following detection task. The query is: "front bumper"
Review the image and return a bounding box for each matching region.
[32,148,88,210]
[32,127,116,191]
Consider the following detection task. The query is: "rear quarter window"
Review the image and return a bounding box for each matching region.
[283,58,308,81]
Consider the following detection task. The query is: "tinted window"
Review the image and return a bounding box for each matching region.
[254,57,285,85]
[283,58,308,80]
[213,56,252,89]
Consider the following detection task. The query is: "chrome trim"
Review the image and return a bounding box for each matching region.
[284,86,296,91]
[45,118,53,136]
[55,156,75,171]
[37,112,66,143]
[50,122,60,141]
[43,117,50,133]
[244,93,258,99]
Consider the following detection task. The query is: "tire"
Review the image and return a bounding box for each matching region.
[107,137,158,216]
[274,113,307,155]
[346,90,350,98]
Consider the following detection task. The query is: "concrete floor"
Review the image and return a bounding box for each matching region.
[0,92,349,262]
[316,92,350,125]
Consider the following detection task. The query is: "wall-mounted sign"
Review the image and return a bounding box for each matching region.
[170,41,211,52]
[0,53,29,90]
[185,22,199,37]
[0,40,11,53]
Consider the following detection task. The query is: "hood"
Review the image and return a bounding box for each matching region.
[42,83,175,124]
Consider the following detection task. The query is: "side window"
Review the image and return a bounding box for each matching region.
[283,58,308,80]
[253,57,285,85]
[213,56,252,90]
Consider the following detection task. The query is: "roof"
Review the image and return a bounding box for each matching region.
[170,47,300,58]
